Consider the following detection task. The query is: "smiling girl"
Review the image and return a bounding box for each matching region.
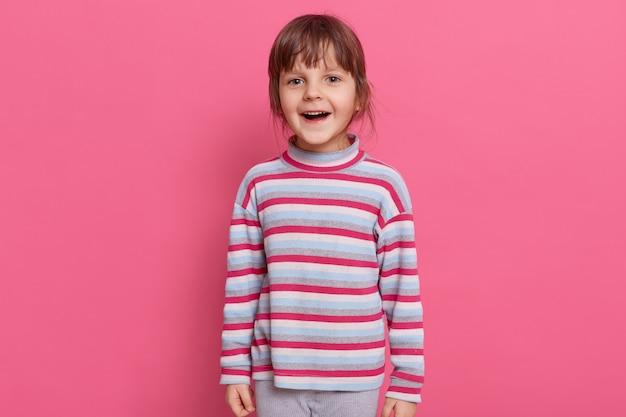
[220,14,424,417]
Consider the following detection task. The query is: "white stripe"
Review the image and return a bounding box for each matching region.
[287,150,358,167]
[223,275,264,286]
[268,262,378,273]
[270,319,381,330]
[223,301,258,312]
[259,178,393,201]
[263,203,376,222]
[267,232,375,249]
[274,375,383,385]
[221,329,253,338]
[270,291,379,303]
[271,347,385,358]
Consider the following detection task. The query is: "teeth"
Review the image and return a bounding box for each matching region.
[304,112,326,115]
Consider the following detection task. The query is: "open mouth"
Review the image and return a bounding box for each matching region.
[302,111,330,120]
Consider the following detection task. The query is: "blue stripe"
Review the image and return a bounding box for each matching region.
[271,354,384,365]
[258,183,386,202]
[271,325,384,338]
[271,380,384,391]
[228,256,265,271]
[263,210,374,228]
[386,333,424,343]
[377,253,417,265]
[270,297,381,310]
[379,281,419,291]
[358,161,406,181]
[223,309,257,318]
[225,281,263,291]
[392,360,425,371]
[222,336,254,344]
[229,230,263,240]
[381,226,416,237]
[221,359,252,367]
[268,239,374,256]
[270,268,377,281]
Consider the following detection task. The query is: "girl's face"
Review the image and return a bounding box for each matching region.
[279,46,359,153]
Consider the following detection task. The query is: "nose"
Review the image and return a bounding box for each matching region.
[303,81,322,100]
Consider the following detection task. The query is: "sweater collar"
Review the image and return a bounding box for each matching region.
[282,134,364,172]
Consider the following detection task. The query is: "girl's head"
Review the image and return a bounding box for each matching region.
[268,14,374,142]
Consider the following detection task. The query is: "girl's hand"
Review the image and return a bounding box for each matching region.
[381,397,417,417]
[225,384,255,417]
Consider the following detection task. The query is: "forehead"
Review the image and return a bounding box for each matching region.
[284,43,343,72]
[289,55,341,72]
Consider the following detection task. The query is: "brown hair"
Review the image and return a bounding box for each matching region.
[268,14,374,134]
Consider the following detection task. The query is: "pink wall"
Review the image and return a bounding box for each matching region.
[1,0,625,416]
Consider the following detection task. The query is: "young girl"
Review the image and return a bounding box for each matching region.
[220,14,423,417]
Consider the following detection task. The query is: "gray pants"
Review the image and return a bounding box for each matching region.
[254,380,380,417]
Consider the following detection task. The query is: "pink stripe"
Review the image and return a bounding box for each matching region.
[376,213,385,229]
[282,150,364,172]
[390,348,424,356]
[252,364,274,373]
[221,347,250,357]
[271,340,385,350]
[274,366,385,378]
[269,311,384,323]
[222,322,254,331]
[377,241,416,254]
[251,338,269,346]
[227,267,267,277]
[268,254,378,268]
[363,158,389,167]
[258,197,378,214]
[387,386,422,394]
[221,368,251,376]
[241,157,280,208]
[388,321,423,329]
[382,294,421,302]
[270,283,379,295]
[265,225,374,242]
[380,268,418,278]
[230,218,261,227]
[249,171,404,212]
[392,371,425,383]
[228,243,264,251]
[386,213,414,223]
[225,293,261,303]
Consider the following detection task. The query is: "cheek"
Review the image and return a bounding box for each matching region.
[343,95,359,114]
[278,90,296,112]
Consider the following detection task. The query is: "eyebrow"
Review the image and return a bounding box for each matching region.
[282,65,347,75]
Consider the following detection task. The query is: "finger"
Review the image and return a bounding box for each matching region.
[227,396,244,417]
[391,400,417,417]
[239,386,256,413]
[381,397,395,417]
[225,386,249,417]
[231,402,250,417]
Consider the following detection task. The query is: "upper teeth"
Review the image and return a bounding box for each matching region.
[305,112,325,115]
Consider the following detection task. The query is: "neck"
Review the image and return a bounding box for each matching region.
[292,134,351,153]
[282,134,364,172]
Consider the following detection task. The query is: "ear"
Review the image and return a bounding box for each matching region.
[354,97,362,112]
[355,88,366,113]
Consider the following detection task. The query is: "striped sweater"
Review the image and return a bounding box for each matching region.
[220,136,424,403]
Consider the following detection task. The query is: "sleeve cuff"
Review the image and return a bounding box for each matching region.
[385,389,422,404]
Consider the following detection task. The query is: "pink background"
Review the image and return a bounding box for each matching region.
[1,0,625,416]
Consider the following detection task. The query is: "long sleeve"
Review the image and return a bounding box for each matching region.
[219,203,267,385]
[377,211,424,403]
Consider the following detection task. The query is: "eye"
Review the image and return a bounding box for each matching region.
[287,78,304,86]
[327,76,340,83]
